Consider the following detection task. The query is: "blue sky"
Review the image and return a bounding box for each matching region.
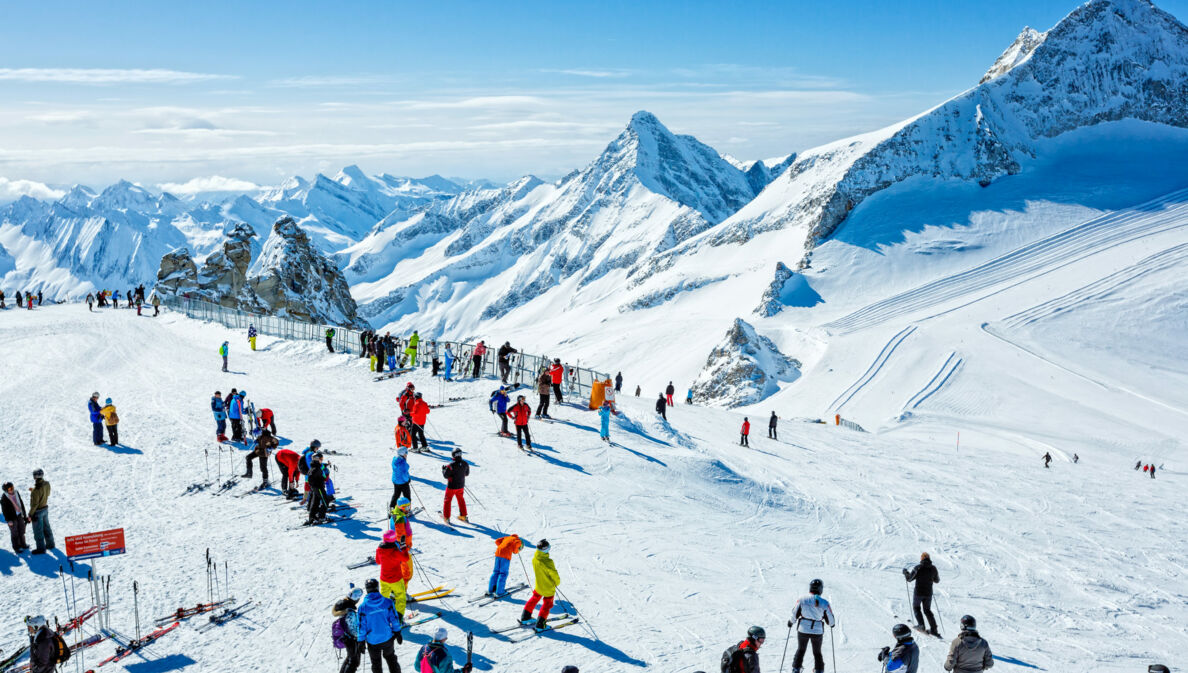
[2,0,1186,194]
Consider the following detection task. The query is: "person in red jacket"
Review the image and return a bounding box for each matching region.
[258,407,276,435]
[740,418,750,447]
[376,529,412,619]
[472,341,487,378]
[508,395,533,451]
[408,393,430,451]
[548,359,565,403]
[398,383,416,417]
[275,447,301,497]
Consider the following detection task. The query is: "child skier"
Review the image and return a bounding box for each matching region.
[391,443,411,508]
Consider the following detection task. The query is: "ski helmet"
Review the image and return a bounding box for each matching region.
[562,667,580,673]
[537,539,550,551]
[747,625,766,640]
[349,588,363,601]
[364,578,379,592]
[452,448,462,457]
[397,446,408,457]
[396,496,411,510]
[433,627,448,642]
[1148,666,1170,673]
[26,615,46,628]
[382,530,398,544]
[310,439,322,449]
[892,623,911,639]
[414,392,422,399]
[809,578,824,595]
[32,469,43,478]
[960,615,976,631]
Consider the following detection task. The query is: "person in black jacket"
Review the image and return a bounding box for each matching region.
[306,453,329,524]
[614,372,622,392]
[497,342,517,383]
[441,449,470,523]
[724,626,764,673]
[655,393,667,421]
[769,412,778,439]
[26,615,57,673]
[2,482,30,553]
[904,552,940,636]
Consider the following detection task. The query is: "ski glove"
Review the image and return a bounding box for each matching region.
[462,665,473,673]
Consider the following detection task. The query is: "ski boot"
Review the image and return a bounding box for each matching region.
[519,610,534,626]
[458,515,469,523]
[534,616,549,633]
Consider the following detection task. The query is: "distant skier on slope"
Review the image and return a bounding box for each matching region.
[519,539,560,632]
[944,615,993,672]
[599,401,612,442]
[1042,452,1052,468]
[655,393,667,422]
[904,552,940,636]
[878,624,919,673]
[769,412,778,439]
[722,625,765,673]
[790,578,834,673]
[442,449,470,523]
[666,381,675,406]
[740,418,750,447]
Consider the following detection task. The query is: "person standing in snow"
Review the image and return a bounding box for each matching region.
[394,416,413,455]
[498,341,518,383]
[471,340,487,378]
[635,385,641,397]
[769,412,778,439]
[509,394,533,451]
[740,418,750,447]
[359,330,370,358]
[28,469,53,554]
[490,386,511,436]
[375,335,386,374]
[414,628,473,673]
[332,589,364,673]
[398,383,416,418]
[228,390,245,442]
[536,369,552,418]
[376,530,412,619]
[323,326,334,353]
[275,446,301,497]
[386,336,397,371]
[665,382,675,406]
[390,445,411,509]
[790,578,835,673]
[409,392,430,451]
[1150,463,1156,479]
[488,534,523,597]
[878,624,920,673]
[614,372,622,392]
[211,391,227,441]
[599,400,612,442]
[26,615,57,673]
[723,626,765,673]
[2,481,30,554]
[357,578,403,672]
[1042,452,1052,468]
[404,330,420,367]
[443,344,455,381]
[88,392,104,446]
[944,615,993,672]
[219,341,229,372]
[548,358,565,403]
[519,539,560,632]
[1073,453,1079,464]
[150,292,160,316]
[441,448,470,523]
[100,397,120,446]
[247,324,257,351]
[655,393,667,422]
[389,496,413,547]
[306,452,330,524]
[86,293,94,311]
[603,378,617,413]
[905,552,940,636]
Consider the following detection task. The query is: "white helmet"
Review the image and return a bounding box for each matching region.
[26,615,47,628]
[397,446,409,457]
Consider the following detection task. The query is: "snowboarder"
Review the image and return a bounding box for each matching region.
[26,615,57,673]
[219,341,229,372]
[100,397,120,446]
[414,628,473,673]
[790,578,834,673]
[1042,452,1052,468]
[488,534,523,596]
[390,445,411,509]
[86,293,94,311]
[325,327,335,353]
[1135,460,1142,471]
[722,626,764,673]
[509,394,533,450]
[666,381,675,406]
[655,393,667,422]
[443,344,455,381]
[404,331,420,367]
[357,578,402,672]
[275,447,301,497]
[409,393,430,450]
[769,412,778,439]
[2,481,29,554]
[306,452,330,524]
[376,529,412,618]
[740,418,750,447]
[498,341,518,383]
[331,588,364,673]
[519,539,561,632]
[490,386,511,436]
[472,341,487,378]
[536,369,552,418]
[248,324,257,351]
[442,449,470,523]
[28,469,53,554]
[88,392,104,445]
[548,358,565,403]
[599,401,612,442]
[243,428,276,486]
[944,615,992,672]
[878,624,919,673]
[904,552,940,636]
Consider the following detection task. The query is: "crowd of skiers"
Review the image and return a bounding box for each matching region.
[82,285,159,315]
[0,289,43,309]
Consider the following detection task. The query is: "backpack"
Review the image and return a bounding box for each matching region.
[720,644,742,673]
[53,631,72,663]
[331,616,349,649]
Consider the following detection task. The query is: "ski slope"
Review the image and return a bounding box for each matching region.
[0,305,1182,672]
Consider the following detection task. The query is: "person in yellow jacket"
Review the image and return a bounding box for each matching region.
[519,539,560,631]
[403,331,420,367]
[100,397,120,446]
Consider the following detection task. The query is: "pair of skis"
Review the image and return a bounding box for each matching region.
[154,598,236,624]
[288,513,354,530]
[195,601,255,632]
[407,586,454,604]
[57,605,99,633]
[402,611,443,630]
[97,621,181,667]
[467,583,528,607]
[374,368,414,382]
[489,614,580,640]
[6,634,107,673]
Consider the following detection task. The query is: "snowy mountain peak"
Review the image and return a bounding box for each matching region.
[336,164,369,185]
[981,26,1046,83]
[59,185,96,210]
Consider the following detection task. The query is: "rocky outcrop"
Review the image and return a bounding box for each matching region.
[154,248,199,296]
[196,223,261,309]
[252,217,366,328]
[691,318,801,407]
[754,262,823,316]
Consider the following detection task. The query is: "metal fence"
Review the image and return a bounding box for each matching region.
[161,295,610,395]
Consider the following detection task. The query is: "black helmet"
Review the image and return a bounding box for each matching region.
[33,469,44,478]
[892,623,911,639]
[747,625,766,640]
[1148,666,1170,673]
[809,578,824,594]
[960,615,976,631]
[310,439,322,449]
[364,578,379,592]
[537,539,550,550]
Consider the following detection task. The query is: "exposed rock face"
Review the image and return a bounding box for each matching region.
[252,217,366,328]
[754,262,823,316]
[154,249,199,296]
[692,318,801,407]
[196,223,261,310]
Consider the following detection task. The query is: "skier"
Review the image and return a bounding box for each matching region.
[395,416,413,454]
[599,400,612,442]
[441,448,470,523]
[904,552,940,636]
[275,446,301,497]
[88,392,104,445]
[306,452,330,524]
[509,394,533,450]
[614,371,622,392]
[666,381,675,406]
[324,326,335,353]
[489,386,511,437]
[722,626,765,673]
[443,344,455,381]
[228,390,245,442]
[357,578,403,672]
[390,445,411,509]
[258,407,276,435]
[1150,464,1156,479]
[243,428,276,486]
[686,388,693,405]
[219,341,229,372]
[790,578,834,673]
[389,496,413,546]
[1135,460,1142,471]
[331,588,364,673]
[740,418,750,447]
[548,358,565,403]
[405,330,420,367]
[431,343,441,377]
[655,393,667,422]
[248,324,257,351]
[536,369,552,418]
[386,336,397,371]
[414,627,473,673]
[375,336,385,374]
[769,412,778,439]
[86,293,94,311]
[498,341,518,383]
[409,392,431,451]
[28,469,53,554]
[878,624,920,673]
[26,615,57,673]
[488,534,523,597]
[1042,452,1052,468]
[472,340,487,378]
[519,539,561,631]
[376,529,412,618]
[209,391,227,441]
[635,385,640,397]
[398,383,416,417]
[151,292,160,316]
[1073,453,1079,464]
[2,481,30,554]
[944,615,993,672]
[101,397,120,446]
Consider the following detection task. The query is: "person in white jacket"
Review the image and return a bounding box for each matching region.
[789,578,834,673]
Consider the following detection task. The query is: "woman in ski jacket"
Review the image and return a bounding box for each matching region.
[331,591,363,673]
[89,392,104,445]
[100,397,119,445]
[390,446,411,508]
[414,628,473,673]
[376,530,412,616]
[357,584,401,645]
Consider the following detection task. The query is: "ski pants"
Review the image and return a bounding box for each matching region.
[516,425,532,449]
[31,507,53,551]
[792,632,824,672]
[601,417,610,439]
[308,488,329,520]
[249,336,256,351]
[472,355,482,377]
[443,488,467,518]
[552,383,563,404]
[379,579,408,617]
[245,446,268,480]
[769,426,777,439]
[370,356,376,372]
[524,591,554,620]
[489,556,511,594]
[222,355,228,372]
[390,482,411,510]
[216,418,226,437]
[92,422,104,445]
[410,423,427,450]
[277,458,297,491]
[230,418,244,442]
[154,305,159,316]
[537,394,550,417]
[8,516,28,553]
[499,360,511,382]
[339,636,362,673]
[913,593,937,632]
[657,407,666,422]
[387,355,396,370]
[740,434,748,447]
[406,348,417,366]
[666,394,674,406]
[497,412,509,434]
[365,637,399,673]
[106,424,119,446]
[376,354,385,373]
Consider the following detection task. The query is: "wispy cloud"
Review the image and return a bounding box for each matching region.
[0,68,234,85]
[402,95,546,110]
[541,68,631,79]
[268,75,395,88]
[0,177,65,201]
[158,175,261,195]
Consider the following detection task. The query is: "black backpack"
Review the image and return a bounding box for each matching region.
[53,631,71,663]
[720,644,742,673]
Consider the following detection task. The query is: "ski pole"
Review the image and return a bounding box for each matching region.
[464,486,484,510]
[133,581,141,642]
[829,625,836,673]
[59,565,70,615]
[225,561,230,601]
[466,631,473,669]
[556,587,596,639]
[409,483,429,515]
[935,594,945,638]
[779,620,792,673]
[516,551,531,586]
[904,573,913,624]
[206,549,213,604]
[205,447,210,484]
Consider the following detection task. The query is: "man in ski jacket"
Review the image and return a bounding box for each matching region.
[769,412,778,439]
[509,395,533,450]
[791,579,834,673]
[614,372,622,392]
[944,616,992,672]
[409,393,430,450]
[220,341,229,372]
[228,391,245,442]
[394,416,413,451]
[325,327,335,353]
[390,445,411,509]
[905,552,940,635]
[724,626,764,673]
[244,429,276,486]
[26,615,57,673]
[88,392,104,445]
[248,324,257,351]
[414,628,473,673]
[211,391,227,441]
[489,387,511,435]
[28,469,53,554]
[471,340,487,377]
[2,482,29,553]
[151,292,160,316]
[357,579,402,671]
[497,341,517,383]
[258,407,276,435]
[488,534,523,596]
[878,624,919,673]
[306,453,330,524]
[599,401,612,442]
[536,370,552,417]
[405,331,420,367]
[665,382,675,406]
[520,540,560,631]
[443,345,455,381]
[548,359,565,403]
[275,447,301,496]
[655,393,667,421]
[442,449,470,522]
[740,418,750,447]
[376,529,412,617]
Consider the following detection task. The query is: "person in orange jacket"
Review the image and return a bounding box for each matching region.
[740,418,750,447]
[398,383,416,417]
[508,395,533,451]
[409,392,431,451]
[487,534,523,597]
[548,359,565,403]
[394,416,413,452]
[376,529,413,618]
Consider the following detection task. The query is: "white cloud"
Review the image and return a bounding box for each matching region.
[0,68,234,85]
[0,177,65,201]
[403,95,546,110]
[158,176,261,196]
[269,75,393,88]
[27,110,98,124]
[542,69,630,78]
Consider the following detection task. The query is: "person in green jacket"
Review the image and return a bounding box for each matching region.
[325,327,336,353]
[219,341,229,372]
[518,539,560,631]
[414,627,473,673]
[403,331,419,367]
[28,469,53,554]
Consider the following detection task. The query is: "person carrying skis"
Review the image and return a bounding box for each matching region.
[769,412,778,439]
[509,395,533,450]
[248,324,257,351]
[332,588,364,673]
[878,624,919,673]
[665,382,675,406]
[390,444,411,508]
[211,391,228,441]
[376,529,413,618]
[28,469,53,554]
[548,359,565,403]
[536,369,552,418]
[740,418,750,447]
[243,428,277,486]
[498,341,517,383]
[442,449,470,523]
[409,392,430,451]
[488,534,523,597]
[88,392,104,446]
[519,539,560,632]
[790,578,834,673]
[219,341,229,372]
[275,446,301,497]
[306,452,330,524]
[490,386,511,436]
[599,400,612,442]
[614,372,622,392]
[443,344,455,381]
[655,393,667,422]
[2,481,29,554]
[722,626,765,673]
[904,552,940,636]
[100,397,120,446]
[26,615,57,673]
[357,578,402,672]
[471,340,487,377]
[944,615,992,672]
[1042,452,1052,468]
[414,627,473,673]
[404,330,420,367]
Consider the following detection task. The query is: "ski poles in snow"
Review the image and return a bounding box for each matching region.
[904,573,913,624]
[828,624,836,673]
[133,581,141,642]
[779,620,792,673]
[556,587,597,639]
[464,486,484,510]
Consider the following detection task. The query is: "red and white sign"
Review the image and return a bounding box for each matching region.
[65,528,127,561]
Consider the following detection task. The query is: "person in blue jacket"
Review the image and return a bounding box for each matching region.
[599,400,612,442]
[877,624,919,673]
[88,392,104,445]
[357,578,402,672]
[443,345,455,381]
[228,390,244,442]
[414,627,473,673]
[211,391,227,441]
[489,386,511,436]
[390,446,410,510]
